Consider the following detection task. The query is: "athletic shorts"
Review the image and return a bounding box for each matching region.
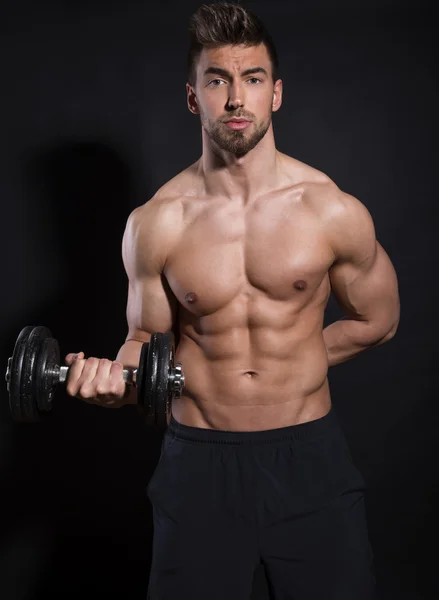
[146,407,377,600]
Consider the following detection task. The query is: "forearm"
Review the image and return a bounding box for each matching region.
[323,318,395,367]
[116,339,144,405]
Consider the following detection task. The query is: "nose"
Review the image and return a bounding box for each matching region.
[226,82,244,110]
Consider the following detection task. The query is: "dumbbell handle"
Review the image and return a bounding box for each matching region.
[5,361,137,389]
[57,366,137,386]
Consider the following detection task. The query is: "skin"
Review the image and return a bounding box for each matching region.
[66,43,400,431]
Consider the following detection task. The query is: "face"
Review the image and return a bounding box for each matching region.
[187,44,282,157]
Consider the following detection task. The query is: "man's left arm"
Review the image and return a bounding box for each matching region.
[323,190,400,367]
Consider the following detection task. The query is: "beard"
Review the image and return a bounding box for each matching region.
[201,110,272,157]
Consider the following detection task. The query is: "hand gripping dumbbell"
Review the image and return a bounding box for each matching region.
[5,325,185,428]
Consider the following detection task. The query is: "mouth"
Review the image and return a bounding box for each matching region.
[224,119,252,131]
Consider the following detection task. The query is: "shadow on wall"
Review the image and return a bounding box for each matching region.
[0,141,158,600]
[25,140,135,349]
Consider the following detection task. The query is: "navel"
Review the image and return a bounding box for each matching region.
[244,371,258,379]
[185,292,198,304]
[293,280,307,291]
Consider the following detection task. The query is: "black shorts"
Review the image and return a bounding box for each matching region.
[146,407,377,600]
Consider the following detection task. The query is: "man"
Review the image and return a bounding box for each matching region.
[65,3,400,599]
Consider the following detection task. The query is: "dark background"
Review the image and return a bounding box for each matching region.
[0,0,437,598]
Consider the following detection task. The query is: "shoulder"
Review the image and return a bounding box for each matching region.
[123,198,182,269]
[319,185,376,239]
[125,162,200,237]
[122,172,197,275]
[283,155,375,235]
[280,154,339,217]
[280,155,377,263]
[279,153,370,220]
[309,184,377,265]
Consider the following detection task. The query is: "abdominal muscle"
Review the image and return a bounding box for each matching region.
[172,329,331,431]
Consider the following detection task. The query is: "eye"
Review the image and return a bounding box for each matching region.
[248,78,262,84]
[208,79,225,87]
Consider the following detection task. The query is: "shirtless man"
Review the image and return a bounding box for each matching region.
[65,4,399,599]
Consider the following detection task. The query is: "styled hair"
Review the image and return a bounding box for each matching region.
[187,2,279,86]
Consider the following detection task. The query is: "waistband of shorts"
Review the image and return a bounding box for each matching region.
[168,407,337,446]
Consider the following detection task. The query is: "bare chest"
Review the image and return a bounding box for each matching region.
[164,198,334,316]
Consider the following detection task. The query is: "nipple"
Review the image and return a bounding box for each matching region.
[293,280,307,291]
[185,292,198,304]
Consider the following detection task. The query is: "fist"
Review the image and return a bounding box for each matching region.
[64,352,126,408]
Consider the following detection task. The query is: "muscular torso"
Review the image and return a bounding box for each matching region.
[143,155,338,430]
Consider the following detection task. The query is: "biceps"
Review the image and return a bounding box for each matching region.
[329,242,400,328]
[125,274,177,342]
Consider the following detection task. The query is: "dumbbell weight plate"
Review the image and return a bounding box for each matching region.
[8,326,34,422]
[144,334,159,425]
[21,326,53,423]
[136,341,149,415]
[136,336,159,426]
[154,332,174,429]
[136,333,173,428]
[35,336,60,414]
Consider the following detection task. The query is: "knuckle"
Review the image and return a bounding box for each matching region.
[96,384,108,396]
[80,386,93,399]
[110,384,123,396]
[111,367,123,380]
[66,384,77,397]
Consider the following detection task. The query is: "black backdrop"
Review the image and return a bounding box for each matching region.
[0,1,437,598]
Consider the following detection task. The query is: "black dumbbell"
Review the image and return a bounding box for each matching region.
[5,325,185,428]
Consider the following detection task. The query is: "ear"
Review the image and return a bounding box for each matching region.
[186,83,200,115]
[272,79,283,113]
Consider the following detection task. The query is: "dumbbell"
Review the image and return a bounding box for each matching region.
[5,325,185,428]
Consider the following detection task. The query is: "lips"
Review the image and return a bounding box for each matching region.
[224,119,251,130]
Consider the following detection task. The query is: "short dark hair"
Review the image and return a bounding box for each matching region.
[187,2,279,86]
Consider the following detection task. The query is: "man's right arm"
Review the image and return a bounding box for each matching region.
[117,200,180,405]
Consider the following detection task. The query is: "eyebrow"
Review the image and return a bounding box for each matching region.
[203,66,268,79]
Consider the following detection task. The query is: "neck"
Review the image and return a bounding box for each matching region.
[198,124,280,200]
